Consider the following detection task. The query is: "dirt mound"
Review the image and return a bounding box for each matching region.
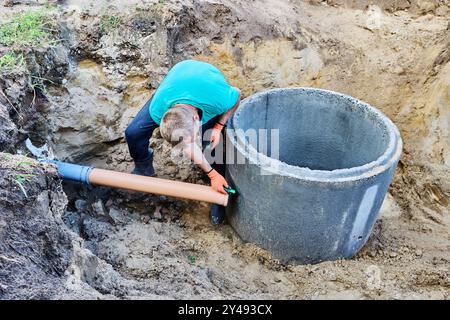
[312,0,449,15]
[1,153,448,300]
[0,153,71,299]
[1,1,448,215]
[0,0,449,299]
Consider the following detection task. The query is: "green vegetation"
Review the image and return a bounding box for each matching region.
[30,75,55,94]
[18,159,34,167]
[14,173,35,198]
[0,10,50,47]
[15,173,35,183]
[1,153,12,161]
[100,14,120,34]
[0,52,25,72]
[187,255,196,264]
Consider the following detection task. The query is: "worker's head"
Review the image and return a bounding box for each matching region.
[159,105,200,145]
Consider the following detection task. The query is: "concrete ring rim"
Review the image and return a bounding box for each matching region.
[227,87,403,183]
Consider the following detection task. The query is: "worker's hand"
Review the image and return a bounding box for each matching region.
[209,122,225,150]
[207,169,229,194]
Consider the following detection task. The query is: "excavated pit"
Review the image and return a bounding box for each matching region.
[1,0,449,300]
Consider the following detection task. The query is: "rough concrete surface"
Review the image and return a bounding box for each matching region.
[0,0,449,299]
[226,88,402,264]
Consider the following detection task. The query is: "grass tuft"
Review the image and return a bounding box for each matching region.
[187,255,196,264]
[0,52,25,73]
[14,173,35,198]
[0,10,50,47]
[100,14,120,34]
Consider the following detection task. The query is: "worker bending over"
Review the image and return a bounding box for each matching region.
[125,59,241,225]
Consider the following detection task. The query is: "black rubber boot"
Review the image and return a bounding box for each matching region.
[210,204,226,226]
[132,150,155,177]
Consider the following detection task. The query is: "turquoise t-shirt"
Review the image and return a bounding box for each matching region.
[149,60,239,125]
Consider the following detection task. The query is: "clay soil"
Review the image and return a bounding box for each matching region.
[0,0,449,299]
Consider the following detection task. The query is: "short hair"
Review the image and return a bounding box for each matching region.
[159,106,195,145]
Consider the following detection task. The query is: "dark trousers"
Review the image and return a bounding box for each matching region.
[125,97,225,175]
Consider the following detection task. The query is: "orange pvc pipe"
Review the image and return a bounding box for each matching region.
[88,168,229,206]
